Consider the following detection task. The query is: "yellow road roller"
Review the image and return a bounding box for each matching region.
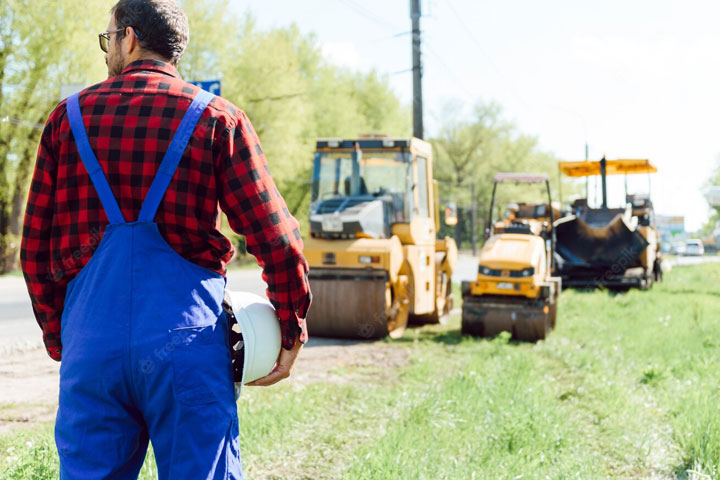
[462,173,561,342]
[304,137,457,339]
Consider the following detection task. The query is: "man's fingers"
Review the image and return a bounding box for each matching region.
[246,368,289,387]
[244,339,303,387]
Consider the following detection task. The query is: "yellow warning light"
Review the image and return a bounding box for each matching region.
[445,202,458,226]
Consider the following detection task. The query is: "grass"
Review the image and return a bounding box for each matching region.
[227,257,262,271]
[2,263,720,479]
[0,270,23,278]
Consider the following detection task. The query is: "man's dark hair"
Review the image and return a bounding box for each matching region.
[110,0,189,65]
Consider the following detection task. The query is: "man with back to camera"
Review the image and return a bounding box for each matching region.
[20,0,311,477]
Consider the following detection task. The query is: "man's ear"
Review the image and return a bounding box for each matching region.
[123,26,140,56]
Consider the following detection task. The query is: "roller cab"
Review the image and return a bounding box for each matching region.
[305,137,457,339]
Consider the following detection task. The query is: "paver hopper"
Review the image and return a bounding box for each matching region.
[555,157,661,289]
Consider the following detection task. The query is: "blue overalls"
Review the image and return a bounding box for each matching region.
[56,90,243,479]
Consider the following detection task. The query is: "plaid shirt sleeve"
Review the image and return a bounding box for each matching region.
[216,109,311,350]
[20,109,66,361]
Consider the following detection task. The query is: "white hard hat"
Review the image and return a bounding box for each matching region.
[227,291,282,392]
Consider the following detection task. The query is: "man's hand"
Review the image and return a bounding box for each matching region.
[246,337,303,387]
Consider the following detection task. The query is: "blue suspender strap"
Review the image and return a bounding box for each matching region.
[66,93,126,224]
[138,90,215,222]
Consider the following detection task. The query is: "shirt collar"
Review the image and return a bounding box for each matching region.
[121,59,180,78]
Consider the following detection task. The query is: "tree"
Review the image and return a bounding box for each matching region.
[0,0,107,273]
[430,101,569,248]
[700,156,720,237]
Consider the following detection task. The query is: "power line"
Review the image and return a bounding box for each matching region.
[334,1,476,109]
[444,0,531,111]
[247,91,306,103]
[333,0,481,137]
[0,114,44,131]
[441,1,592,156]
[390,68,413,75]
[336,0,404,32]
[366,31,412,44]
[424,45,474,99]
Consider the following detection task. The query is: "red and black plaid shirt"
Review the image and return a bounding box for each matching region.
[21,59,311,361]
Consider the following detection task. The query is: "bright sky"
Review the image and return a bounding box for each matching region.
[239,0,720,231]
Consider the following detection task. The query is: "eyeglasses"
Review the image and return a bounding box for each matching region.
[98,28,123,53]
[98,27,143,53]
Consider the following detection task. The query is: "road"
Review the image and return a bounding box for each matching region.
[452,253,479,283]
[1,253,714,353]
[670,254,720,266]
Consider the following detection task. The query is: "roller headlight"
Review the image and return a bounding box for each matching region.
[478,265,502,276]
[509,267,535,278]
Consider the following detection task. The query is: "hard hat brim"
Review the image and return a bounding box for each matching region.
[227,291,282,392]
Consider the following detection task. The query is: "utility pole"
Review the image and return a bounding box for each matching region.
[600,155,608,209]
[411,0,423,139]
[470,181,477,255]
[585,142,589,201]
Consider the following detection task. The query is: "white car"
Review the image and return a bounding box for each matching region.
[684,239,704,256]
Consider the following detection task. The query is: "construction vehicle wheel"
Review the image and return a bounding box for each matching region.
[549,302,557,329]
[306,269,408,339]
[513,311,549,342]
[461,296,550,342]
[653,258,663,283]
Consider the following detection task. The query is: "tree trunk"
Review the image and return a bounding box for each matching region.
[454,207,464,251]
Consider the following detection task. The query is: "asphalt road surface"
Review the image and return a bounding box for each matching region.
[671,254,720,266]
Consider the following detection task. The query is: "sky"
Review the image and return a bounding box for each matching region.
[238,0,720,231]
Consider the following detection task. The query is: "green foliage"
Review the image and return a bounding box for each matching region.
[0,429,59,479]
[0,0,108,273]
[0,233,19,273]
[430,101,577,247]
[700,156,720,236]
[178,4,409,187]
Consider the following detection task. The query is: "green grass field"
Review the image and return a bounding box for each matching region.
[2,263,720,479]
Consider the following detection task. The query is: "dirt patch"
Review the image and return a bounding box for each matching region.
[293,337,410,386]
[0,339,410,434]
[0,348,60,435]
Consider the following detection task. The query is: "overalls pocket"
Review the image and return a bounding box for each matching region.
[168,322,233,406]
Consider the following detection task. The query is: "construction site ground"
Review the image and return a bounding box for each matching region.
[2,261,720,479]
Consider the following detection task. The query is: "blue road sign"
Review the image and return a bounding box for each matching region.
[188,79,221,96]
